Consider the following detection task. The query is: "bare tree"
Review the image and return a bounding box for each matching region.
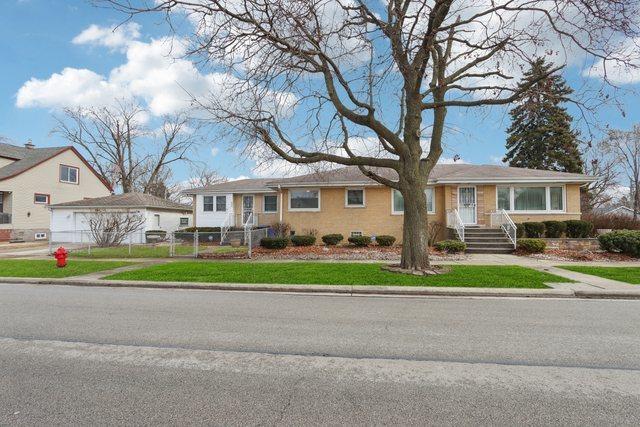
[603,125,640,219]
[187,163,227,189]
[581,139,620,211]
[87,210,146,247]
[53,101,202,194]
[106,0,639,270]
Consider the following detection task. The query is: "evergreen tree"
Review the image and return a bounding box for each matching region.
[503,58,583,173]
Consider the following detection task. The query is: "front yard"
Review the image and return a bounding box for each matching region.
[71,245,247,259]
[105,262,572,288]
[0,260,131,278]
[558,266,640,284]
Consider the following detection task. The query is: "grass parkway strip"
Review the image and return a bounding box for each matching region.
[105,262,573,288]
[558,266,640,285]
[0,260,132,278]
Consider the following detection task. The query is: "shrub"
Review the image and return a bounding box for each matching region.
[270,221,291,238]
[542,221,567,238]
[517,238,546,253]
[434,240,466,253]
[376,235,396,247]
[321,234,344,245]
[348,235,372,247]
[427,221,444,246]
[182,227,221,232]
[523,222,545,238]
[260,237,289,249]
[564,220,593,238]
[515,223,526,238]
[291,235,316,246]
[582,212,640,231]
[598,230,640,257]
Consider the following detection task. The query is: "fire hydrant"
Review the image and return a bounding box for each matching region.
[53,246,68,268]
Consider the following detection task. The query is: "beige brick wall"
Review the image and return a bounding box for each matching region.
[0,149,111,233]
[280,186,445,242]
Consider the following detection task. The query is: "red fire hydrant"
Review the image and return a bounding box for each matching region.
[53,246,68,268]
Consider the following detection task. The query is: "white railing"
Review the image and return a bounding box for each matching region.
[490,209,517,248]
[446,209,465,242]
[220,212,234,244]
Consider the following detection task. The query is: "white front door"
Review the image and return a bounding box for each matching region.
[458,187,477,224]
[242,195,254,224]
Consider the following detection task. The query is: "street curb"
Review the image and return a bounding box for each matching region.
[0,276,595,298]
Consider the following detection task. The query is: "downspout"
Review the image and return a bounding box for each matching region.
[278,185,283,223]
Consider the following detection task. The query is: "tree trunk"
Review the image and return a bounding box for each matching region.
[399,179,431,271]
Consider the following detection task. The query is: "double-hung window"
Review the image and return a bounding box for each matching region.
[392,188,435,214]
[59,165,79,184]
[264,195,278,213]
[289,189,320,211]
[203,196,214,212]
[345,189,365,207]
[216,195,227,212]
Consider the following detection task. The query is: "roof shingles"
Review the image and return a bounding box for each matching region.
[50,193,191,211]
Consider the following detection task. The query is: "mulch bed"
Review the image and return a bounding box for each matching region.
[525,249,638,262]
[251,245,467,261]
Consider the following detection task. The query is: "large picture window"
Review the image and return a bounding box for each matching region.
[497,186,565,212]
[289,189,320,211]
[514,187,546,211]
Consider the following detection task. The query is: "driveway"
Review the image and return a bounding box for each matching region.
[1,283,639,425]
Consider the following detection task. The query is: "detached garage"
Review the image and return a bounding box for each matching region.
[49,193,193,244]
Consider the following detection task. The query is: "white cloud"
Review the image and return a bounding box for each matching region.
[72,23,141,51]
[16,67,124,109]
[438,157,466,165]
[210,147,220,157]
[584,37,640,85]
[228,175,251,181]
[18,24,295,118]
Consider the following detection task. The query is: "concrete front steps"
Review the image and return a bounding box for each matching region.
[464,227,515,254]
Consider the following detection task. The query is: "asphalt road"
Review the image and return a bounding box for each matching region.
[1,283,640,425]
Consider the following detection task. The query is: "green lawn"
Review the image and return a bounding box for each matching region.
[558,266,640,284]
[71,245,246,259]
[106,262,573,288]
[0,259,132,278]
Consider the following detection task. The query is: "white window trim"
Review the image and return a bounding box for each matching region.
[60,165,79,184]
[496,184,566,214]
[345,188,366,208]
[263,194,278,213]
[34,232,47,240]
[350,231,363,237]
[179,217,189,226]
[391,188,436,215]
[288,188,321,212]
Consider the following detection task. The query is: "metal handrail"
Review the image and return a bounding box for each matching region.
[446,208,465,242]
[490,209,517,248]
[220,212,233,244]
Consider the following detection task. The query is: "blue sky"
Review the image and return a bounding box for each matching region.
[1,0,639,184]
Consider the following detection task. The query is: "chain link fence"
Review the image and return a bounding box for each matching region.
[49,228,269,259]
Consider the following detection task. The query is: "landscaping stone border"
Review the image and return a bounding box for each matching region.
[542,238,600,251]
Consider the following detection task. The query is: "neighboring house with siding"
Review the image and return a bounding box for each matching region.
[49,193,192,244]
[183,165,595,251]
[0,141,112,242]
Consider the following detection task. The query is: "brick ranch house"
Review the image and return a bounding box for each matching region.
[183,165,595,252]
[0,141,112,242]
